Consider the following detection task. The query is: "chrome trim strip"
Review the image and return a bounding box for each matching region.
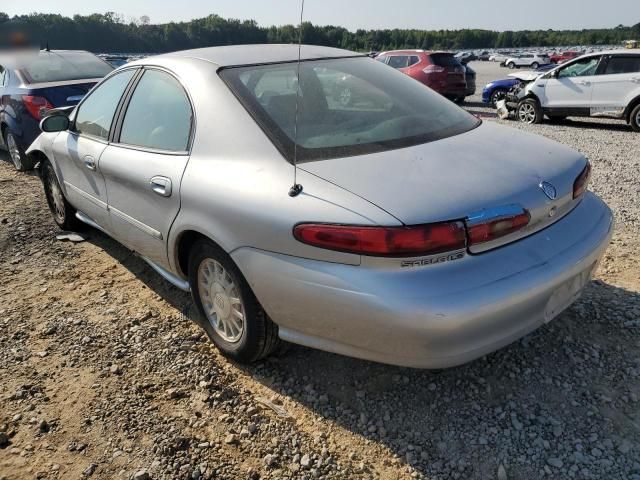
[109,206,163,241]
[64,182,108,210]
[140,256,190,292]
[466,204,527,226]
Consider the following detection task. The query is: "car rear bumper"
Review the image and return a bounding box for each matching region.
[232,192,613,368]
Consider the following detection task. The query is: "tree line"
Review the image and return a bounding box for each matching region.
[1,12,639,53]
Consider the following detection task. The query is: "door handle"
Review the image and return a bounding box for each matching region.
[84,155,96,171]
[577,80,591,86]
[150,176,172,197]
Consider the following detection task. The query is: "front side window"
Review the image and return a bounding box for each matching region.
[220,57,480,162]
[604,56,640,75]
[558,57,601,79]
[74,69,136,140]
[119,70,192,152]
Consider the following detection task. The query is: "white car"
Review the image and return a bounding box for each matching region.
[507,50,640,131]
[504,53,551,69]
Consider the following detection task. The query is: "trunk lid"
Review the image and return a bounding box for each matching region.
[29,81,97,108]
[301,121,587,252]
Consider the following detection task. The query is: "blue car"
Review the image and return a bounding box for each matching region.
[0,50,113,171]
[482,64,555,106]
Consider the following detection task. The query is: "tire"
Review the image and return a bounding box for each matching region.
[188,239,281,363]
[490,89,507,107]
[517,98,543,124]
[531,62,539,70]
[507,62,515,69]
[41,159,82,230]
[4,131,34,172]
[630,103,640,132]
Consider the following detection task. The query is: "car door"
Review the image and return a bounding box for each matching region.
[0,66,6,148]
[591,54,640,116]
[99,68,193,268]
[51,68,138,229]
[539,56,602,110]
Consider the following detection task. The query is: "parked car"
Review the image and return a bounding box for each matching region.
[550,51,582,64]
[377,50,467,101]
[505,50,640,130]
[454,51,476,63]
[29,45,612,368]
[489,52,512,63]
[477,51,492,61]
[462,64,476,101]
[504,53,551,69]
[482,65,556,106]
[0,49,113,171]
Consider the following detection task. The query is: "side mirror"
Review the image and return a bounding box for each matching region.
[40,114,70,133]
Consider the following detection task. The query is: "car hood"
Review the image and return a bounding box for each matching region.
[300,121,587,230]
[508,71,540,81]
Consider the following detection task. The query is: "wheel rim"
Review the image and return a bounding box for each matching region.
[338,88,352,106]
[518,104,536,123]
[492,91,505,105]
[6,134,22,170]
[635,110,640,128]
[198,258,245,343]
[46,166,66,223]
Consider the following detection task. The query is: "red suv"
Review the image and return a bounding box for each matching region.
[376,50,467,101]
[549,51,582,64]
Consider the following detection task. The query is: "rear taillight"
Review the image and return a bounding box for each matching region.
[293,222,466,257]
[423,65,445,74]
[573,162,592,199]
[22,95,54,119]
[466,209,531,246]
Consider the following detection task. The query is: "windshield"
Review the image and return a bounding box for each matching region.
[220,57,480,162]
[20,51,114,84]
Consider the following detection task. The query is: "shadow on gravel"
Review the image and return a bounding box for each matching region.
[81,227,640,478]
[241,280,640,479]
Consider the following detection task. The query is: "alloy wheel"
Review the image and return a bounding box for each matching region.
[518,103,536,123]
[197,258,245,343]
[46,166,66,223]
[6,134,23,170]
[636,110,640,129]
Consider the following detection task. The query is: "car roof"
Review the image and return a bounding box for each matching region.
[150,44,363,68]
[582,49,640,56]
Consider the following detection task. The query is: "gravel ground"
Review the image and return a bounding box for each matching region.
[1,61,639,480]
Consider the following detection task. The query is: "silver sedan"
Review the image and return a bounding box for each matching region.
[28,45,613,368]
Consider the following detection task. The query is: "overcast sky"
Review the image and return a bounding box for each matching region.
[4,0,640,31]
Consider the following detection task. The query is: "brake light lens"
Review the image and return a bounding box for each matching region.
[293,222,466,257]
[22,95,54,119]
[467,211,531,246]
[423,65,445,74]
[573,162,592,199]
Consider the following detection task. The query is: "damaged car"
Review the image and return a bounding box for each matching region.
[502,50,640,130]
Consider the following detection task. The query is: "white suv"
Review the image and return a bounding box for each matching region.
[504,53,551,69]
[509,50,640,131]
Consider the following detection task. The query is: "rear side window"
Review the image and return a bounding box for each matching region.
[119,70,192,152]
[604,56,640,75]
[387,56,410,69]
[74,69,136,140]
[20,51,114,83]
[429,54,461,67]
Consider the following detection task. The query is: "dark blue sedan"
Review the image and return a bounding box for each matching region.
[0,50,113,170]
[482,64,555,106]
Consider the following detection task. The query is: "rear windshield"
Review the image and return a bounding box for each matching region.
[220,57,479,162]
[20,51,114,84]
[430,54,462,67]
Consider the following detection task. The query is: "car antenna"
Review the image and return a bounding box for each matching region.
[288,0,305,197]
